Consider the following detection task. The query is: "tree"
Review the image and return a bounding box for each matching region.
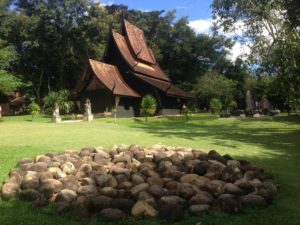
[140,95,157,121]
[210,98,222,115]
[0,39,21,97]
[193,70,235,107]
[2,0,115,102]
[27,101,40,120]
[212,0,300,111]
[43,90,74,114]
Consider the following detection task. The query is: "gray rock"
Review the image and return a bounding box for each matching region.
[100,208,126,220]
[101,187,117,197]
[188,204,210,215]
[81,177,95,186]
[79,147,94,157]
[159,203,184,222]
[130,183,149,196]
[131,174,145,185]
[55,189,77,202]
[29,162,48,172]
[221,165,243,182]
[39,183,55,198]
[88,195,112,211]
[148,185,167,197]
[20,175,39,190]
[147,176,164,187]
[239,194,267,208]
[95,174,116,187]
[61,162,76,175]
[38,171,53,182]
[189,192,213,205]
[111,198,135,213]
[77,185,97,196]
[41,179,62,192]
[160,195,186,206]
[235,179,256,193]
[118,181,133,190]
[1,182,19,200]
[224,183,244,195]
[215,194,241,213]
[78,164,92,173]
[19,189,42,201]
[61,175,78,191]
[131,200,158,217]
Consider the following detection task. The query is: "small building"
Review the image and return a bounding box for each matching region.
[74,20,193,117]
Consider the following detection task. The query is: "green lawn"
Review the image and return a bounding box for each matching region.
[0,114,300,225]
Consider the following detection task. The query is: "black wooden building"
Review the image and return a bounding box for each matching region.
[74,20,192,117]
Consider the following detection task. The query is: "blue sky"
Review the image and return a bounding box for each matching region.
[100,0,213,21]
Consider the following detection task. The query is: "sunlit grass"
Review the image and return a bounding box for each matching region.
[0,114,299,225]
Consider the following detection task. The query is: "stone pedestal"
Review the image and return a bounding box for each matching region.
[52,116,61,123]
[253,113,260,118]
[83,113,93,122]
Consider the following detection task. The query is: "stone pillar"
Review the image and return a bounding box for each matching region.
[52,103,61,123]
[83,98,93,122]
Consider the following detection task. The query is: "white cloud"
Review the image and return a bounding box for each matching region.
[176,6,189,10]
[188,18,212,35]
[189,18,252,61]
[98,0,114,7]
[227,41,251,61]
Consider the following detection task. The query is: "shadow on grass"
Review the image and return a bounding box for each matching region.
[128,115,300,154]
[128,114,300,215]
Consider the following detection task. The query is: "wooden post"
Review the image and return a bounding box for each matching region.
[0,105,2,118]
[114,95,120,123]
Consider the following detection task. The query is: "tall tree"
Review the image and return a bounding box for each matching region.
[212,0,300,110]
[2,0,115,102]
[0,39,21,98]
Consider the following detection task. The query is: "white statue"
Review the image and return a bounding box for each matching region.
[83,98,93,122]
[84,98,92,115]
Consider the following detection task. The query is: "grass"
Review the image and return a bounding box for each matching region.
[0,114,300,225]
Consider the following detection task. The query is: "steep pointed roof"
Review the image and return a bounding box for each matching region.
[110,20,193,99]
[124,20,156,64]
[134,73,193,99]
[75,59,140,97]
[112,31,170,82]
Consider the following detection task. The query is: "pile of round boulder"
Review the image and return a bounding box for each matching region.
[1,145,278,221]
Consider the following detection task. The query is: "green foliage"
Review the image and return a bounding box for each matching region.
[27,101,40,119]
[0,40,21,96]
[230,100,238,110]
[212,0,300,111]
[43,90,74,114]
[210,98,222,115]
[0,71,21,96]
[194,70,235,107]
[182,105,191,121]
[140,95,157,121]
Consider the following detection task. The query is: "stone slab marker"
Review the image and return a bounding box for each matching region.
[52,103,61,123]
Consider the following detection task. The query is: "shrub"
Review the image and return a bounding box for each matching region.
[182,105,191,121]
[43,90,74,114]
[140,95,157,121]
[210,98,222,115]
[27,102,40,120]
